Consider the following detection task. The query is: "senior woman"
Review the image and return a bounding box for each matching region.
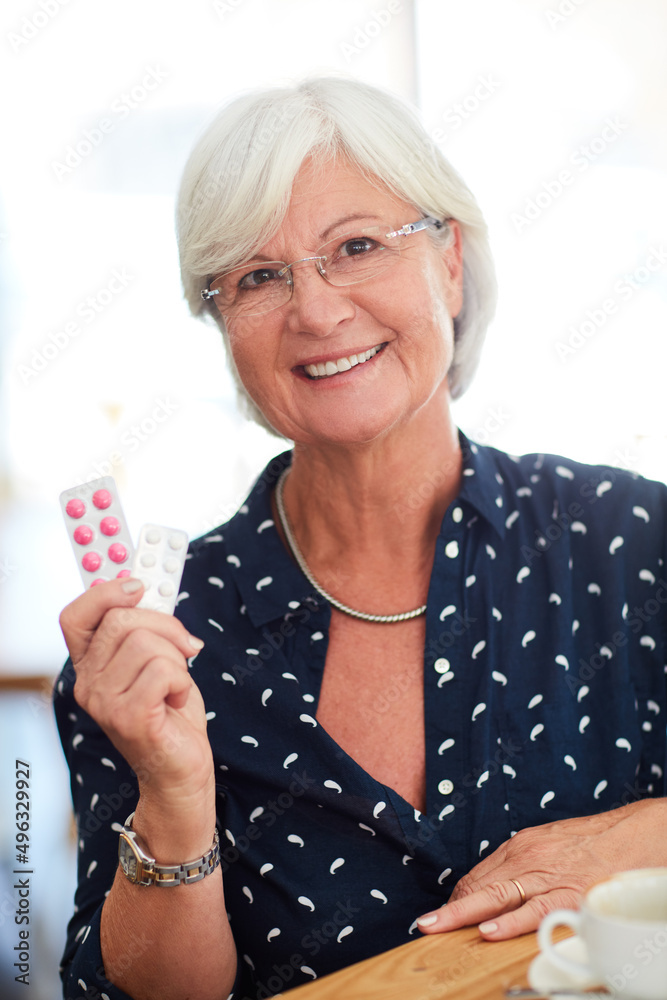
[56,76,667,1000]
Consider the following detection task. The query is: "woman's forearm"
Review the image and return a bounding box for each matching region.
[100,796,236,1000]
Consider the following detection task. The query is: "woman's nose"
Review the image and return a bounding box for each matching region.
[284,261,355,335]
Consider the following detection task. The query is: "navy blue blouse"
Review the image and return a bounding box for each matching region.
[55,433,667,1000]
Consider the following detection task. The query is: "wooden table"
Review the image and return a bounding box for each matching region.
[281,925,573,1000]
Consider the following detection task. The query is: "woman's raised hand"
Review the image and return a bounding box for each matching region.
[60,577,213,810]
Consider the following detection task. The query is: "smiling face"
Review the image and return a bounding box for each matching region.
[225,157,464,446]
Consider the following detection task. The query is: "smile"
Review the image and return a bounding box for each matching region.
[303,343,386,379]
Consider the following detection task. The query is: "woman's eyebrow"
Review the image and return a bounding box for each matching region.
[318,213,383,242]
[234,214,385,269]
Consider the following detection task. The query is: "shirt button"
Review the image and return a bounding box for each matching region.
[434,658,450,673]
[438,779,454,795]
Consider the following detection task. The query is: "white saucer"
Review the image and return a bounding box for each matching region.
[529,935,606,992]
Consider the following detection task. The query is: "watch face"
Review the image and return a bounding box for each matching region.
[119,834,139,881]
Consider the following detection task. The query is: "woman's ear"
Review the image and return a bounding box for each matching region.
[440,219,464,320]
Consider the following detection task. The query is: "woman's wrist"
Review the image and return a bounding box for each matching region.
[130,784,218,864]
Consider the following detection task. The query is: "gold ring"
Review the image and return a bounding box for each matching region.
[509,878,527,906]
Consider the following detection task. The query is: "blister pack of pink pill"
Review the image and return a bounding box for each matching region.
[59,476,188,614]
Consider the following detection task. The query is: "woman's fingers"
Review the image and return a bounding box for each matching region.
[79,636,209,792]
[80,630,189,716]
[60,576,215,809]
[417,878,528,933]
[60,577,145,661]
[416,878,585,939]
[60,577,203,667]
[475,888,580,939]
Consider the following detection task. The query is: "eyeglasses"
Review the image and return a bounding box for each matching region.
[201,216,445,318]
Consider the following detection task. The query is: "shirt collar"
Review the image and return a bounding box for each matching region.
[222,431,508,627]
[457,431,509,541]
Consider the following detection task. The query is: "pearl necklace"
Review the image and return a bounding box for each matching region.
[275,468,427,624]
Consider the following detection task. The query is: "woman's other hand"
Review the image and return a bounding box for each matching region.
[416,799,667,939]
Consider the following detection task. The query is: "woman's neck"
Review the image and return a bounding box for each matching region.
[276,398,462,611]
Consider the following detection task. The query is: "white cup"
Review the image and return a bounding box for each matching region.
[538,868,667,998]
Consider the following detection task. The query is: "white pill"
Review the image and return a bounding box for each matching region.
[146,528,161,544]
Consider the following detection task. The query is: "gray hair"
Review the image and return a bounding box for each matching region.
[177,76,497,435]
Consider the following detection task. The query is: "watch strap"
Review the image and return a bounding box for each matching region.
[122,813,220,887]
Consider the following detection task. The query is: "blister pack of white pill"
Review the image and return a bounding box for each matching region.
[131,523,188,614]
[60,476,188,615]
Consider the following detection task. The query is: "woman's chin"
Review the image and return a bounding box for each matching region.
[277,402,416,448]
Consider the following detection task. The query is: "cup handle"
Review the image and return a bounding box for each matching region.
[537,909,592,979]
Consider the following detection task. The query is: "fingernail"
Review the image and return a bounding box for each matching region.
[416,914,438,928]
[121,579,143,594]
[479,921,498,934]
[189,636,205,651]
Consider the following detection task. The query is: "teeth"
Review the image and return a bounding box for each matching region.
[304,345,382,379]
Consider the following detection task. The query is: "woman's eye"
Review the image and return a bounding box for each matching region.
[337,237,379,258]
[238,267,279,289]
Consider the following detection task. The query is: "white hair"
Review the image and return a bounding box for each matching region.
[177,75,497,435]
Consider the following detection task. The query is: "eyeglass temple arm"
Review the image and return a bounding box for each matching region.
[385,216,444,239]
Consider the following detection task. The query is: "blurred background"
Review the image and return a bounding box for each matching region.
[0,0,666,995]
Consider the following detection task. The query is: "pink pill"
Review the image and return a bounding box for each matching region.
[65,498,85,519]
[92,489,113,510]
[116,569,131,578]
[82,551,102,572]
[73,525,94,545]
[108,543,128,564]
[100,516,120,536]
[91,578,108,587]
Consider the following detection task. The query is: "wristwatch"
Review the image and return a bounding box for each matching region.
[118,813,220,887]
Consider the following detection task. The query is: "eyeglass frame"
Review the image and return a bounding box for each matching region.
[200,215,447,316]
